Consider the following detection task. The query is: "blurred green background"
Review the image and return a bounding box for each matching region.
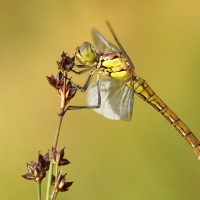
[1,0,200,199]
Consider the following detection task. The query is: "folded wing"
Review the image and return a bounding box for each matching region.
[87,77,134,121]
[92,28,120,53]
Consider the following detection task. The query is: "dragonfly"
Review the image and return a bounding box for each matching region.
[64,21,200,159]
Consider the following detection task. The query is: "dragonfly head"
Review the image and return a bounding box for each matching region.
[77,42,96,63]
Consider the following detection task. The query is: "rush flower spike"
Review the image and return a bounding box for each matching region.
[51,171,73,193]
[22,152,50,183]
[51,147,70,166]
[56,52,75,73]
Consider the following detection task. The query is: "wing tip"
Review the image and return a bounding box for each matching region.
[91,27,98,34]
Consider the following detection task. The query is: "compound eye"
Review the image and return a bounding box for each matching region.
[80,42,96,62]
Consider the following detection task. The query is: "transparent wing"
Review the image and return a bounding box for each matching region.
[87,77,134,121]
[92,28,120,53]
[106,21,135,70]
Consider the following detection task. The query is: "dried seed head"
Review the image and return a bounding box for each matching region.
[46,72,64,90]
[51,147,70,166]
[57,52,75,73]
[51,171,73,193]
[22,151,50,183]
[65,81,77,102]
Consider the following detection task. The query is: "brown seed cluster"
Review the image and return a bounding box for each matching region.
[46,51,77,103]
[22,152,50,183]
[51,147,70,166]
[52,171,73,193]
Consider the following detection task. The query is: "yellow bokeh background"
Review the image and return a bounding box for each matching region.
[1,0,200,199]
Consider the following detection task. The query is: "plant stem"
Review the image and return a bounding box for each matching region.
[56,164,58,177]
[53,193,57,200]
[51,170,62,200]
[51,189,58,200]
[37,182,41,200]
[53,74,67,149]
[46,161,53,200]
[46,77,67,200]
[53,107,65,149]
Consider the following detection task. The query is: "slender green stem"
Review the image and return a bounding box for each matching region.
[51,191,58,200]
[46,161,53,200]
[50,188,56,200]
[37,182,41,200]
[55,164,58,177]
[50,170,62,200]
[46,77,66,200]
[53,107,65,149]
[53,193,57,200]
[53,75,67,149]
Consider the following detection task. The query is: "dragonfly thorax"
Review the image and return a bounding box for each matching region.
[100,52,133,79]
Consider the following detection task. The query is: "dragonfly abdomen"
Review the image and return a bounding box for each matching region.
[134,76,200,159]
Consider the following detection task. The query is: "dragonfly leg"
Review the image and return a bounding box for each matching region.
[71,66,93,74]
[69,56,96,74]
[67,67,99,92]
[59,73,101,116]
